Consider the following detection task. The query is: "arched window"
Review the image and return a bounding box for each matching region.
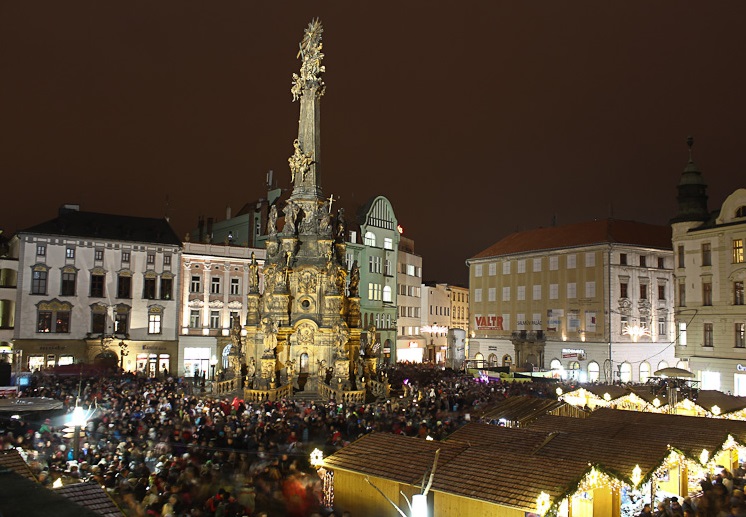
[588,361,600,382]
[364,232,376,247]
[474,352,484,368]
[676,360,689,370]
[639,362,651,383]
[383,286,392,302]
[502,354,512,367]
[568,361,580,379]
[657,360,669,371]
[488,353,497,365]
[620,362,632,383]
[300,353,309,373]
[550,359,562,370]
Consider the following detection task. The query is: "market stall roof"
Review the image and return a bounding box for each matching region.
[571,384,629,401]
[479,395,568,426]
[54,481,124,517]
[693,390,746,415]
[0,397,64,413]
[528,408,746,459]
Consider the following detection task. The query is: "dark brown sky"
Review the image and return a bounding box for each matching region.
[2,2,745,285]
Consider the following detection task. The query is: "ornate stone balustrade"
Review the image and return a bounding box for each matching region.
[368,379,389,399]
[318,382,365,404]
[213,378,239,396]
[243,384,292,403]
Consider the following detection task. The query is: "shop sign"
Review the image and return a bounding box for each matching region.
[39,345,65,351]
[562,348,585,359]
[142,345,167,351]
[475,315,502,330]
[488,346,497,351]
[0,387,18,397]
[383,347,390,353]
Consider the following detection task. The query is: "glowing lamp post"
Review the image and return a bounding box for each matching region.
[70,405,88,461]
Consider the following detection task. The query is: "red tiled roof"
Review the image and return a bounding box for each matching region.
[470,219,672,260]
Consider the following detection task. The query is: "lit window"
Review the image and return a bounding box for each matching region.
[164,255,171,266]
[364,232,376,247]
[734,239,744,264]
[66,247,75,259]
[148,313,162,334]
[383,237,393,250]
[36,244,46,256]
[95,249,104,261]
[736,323,746,348]
[383,286,392,303]
[147,253,156,265]
[122,251,130,263]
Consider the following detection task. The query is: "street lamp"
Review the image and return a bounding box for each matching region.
[69,405,88,461]
[210,355,218,380]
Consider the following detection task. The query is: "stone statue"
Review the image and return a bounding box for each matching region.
[230,314,243,355]
[349,260,360,297]
[335,266,347,293]
[263,264,276,294]
[336,207,346,239]
[289,139,314,184]
[283,202,299,235]
[249,252,259,292]
[318,201,332,234]
[261,316,279,353]
[317,358,326,376]
[333,322,350,358]
[268,205,278,236]
[362,325,378,356]
[291,18,325,101]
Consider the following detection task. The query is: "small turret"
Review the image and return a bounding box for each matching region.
[671,136,709,224]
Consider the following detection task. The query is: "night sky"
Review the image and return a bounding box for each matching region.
[2,2,745,286]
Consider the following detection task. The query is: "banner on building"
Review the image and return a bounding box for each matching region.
[547,309,564,331]
[586,311,597,332]
[568,310,580,331]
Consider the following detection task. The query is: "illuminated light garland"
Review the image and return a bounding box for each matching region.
[623,323,651,342]
[631,465,642,487]
[711,405,721,416]
[699,448,709,466]
[310,448,324,467]
[536,491,551,516]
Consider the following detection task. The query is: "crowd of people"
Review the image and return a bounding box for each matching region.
[1,364,563,516]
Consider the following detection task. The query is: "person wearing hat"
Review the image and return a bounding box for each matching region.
[669,496,684,517]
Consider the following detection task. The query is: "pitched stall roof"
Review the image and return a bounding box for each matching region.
[478,395,567,426]
[54,481,124,517]
[21,210,182,246]
[0,448,37,480]
[325,409,746,514]
[470,218,672,260]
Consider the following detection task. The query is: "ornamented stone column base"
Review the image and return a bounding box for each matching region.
[334,358,350,381]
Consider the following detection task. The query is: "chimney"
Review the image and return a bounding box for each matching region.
[197,216,205,243]
[226,205,232,220]
[59,204,80,215]
[206,217,214,243]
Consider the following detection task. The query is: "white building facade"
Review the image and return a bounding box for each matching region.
[179,242,265,378]
[13,206,182,375]
[396,235,424,362]
[466,219,677,383]
[673,177,746,393]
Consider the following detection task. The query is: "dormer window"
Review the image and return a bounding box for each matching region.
[736,206,746,218]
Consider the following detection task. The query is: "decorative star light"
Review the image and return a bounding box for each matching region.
[623,323,651,342]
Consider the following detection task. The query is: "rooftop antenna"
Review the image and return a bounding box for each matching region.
[163,195,171,222]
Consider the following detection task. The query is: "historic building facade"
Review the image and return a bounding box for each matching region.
[12,205,182,374]
[0,233,18,359]
[178,242,265,378]
[344,196,399,363]
[672,145,746,393]
[466,219,676,382]
[396,235,424,362]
